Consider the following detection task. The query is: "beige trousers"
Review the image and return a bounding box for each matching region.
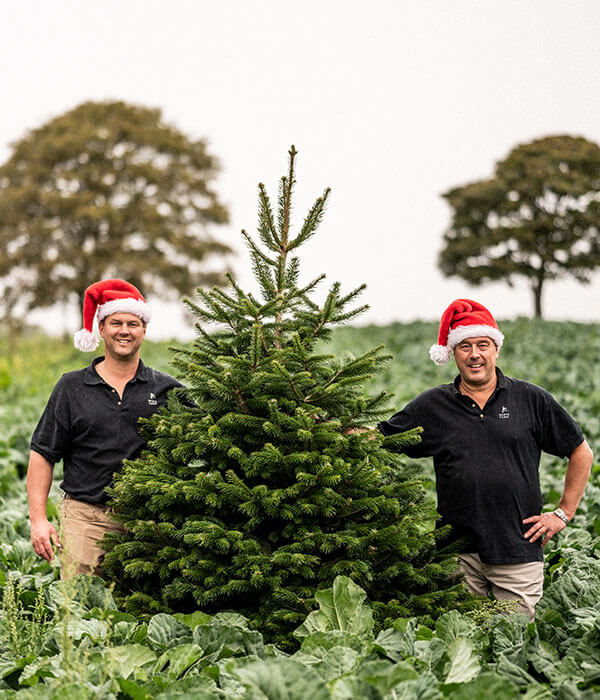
[459,552,544,621]
[60,496,127,580]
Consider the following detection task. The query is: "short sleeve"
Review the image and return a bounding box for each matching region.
[538,390,583,458]
[30,378,72,464]
[377,401,430,458]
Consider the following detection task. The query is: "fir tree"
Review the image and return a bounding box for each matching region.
[102,147,468,647]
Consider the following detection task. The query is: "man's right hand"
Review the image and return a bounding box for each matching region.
[27,450,60,562]
[345,427,377,436]
[30,519,61,562]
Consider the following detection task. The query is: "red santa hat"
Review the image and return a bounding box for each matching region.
[429,298,504,365]
[73,279,152,351]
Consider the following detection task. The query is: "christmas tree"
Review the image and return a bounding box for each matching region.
[102,147,467,647]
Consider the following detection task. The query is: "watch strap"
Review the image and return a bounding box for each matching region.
[553,507,569,523]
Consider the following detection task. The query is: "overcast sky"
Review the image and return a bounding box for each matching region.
[3,0,600,339]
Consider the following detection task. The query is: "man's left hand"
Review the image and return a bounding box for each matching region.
[523,512,566,547]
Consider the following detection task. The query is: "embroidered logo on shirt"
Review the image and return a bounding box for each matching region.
[148,392,158,406]
[498,405,510,419]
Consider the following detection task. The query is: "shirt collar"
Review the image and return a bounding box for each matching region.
[83,356,149,384]
[452,367,506,394]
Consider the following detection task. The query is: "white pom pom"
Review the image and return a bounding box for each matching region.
[74,328,99,352]
[429,344,451,366]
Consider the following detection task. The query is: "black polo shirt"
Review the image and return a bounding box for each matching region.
[378,369,584,564]
[31,357,183,504]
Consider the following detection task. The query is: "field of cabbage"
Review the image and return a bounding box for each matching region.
[1,319,600,699]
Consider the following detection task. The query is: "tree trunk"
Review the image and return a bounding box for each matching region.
[532,272,544,318]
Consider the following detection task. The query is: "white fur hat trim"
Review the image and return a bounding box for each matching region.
[430,326,504,366]
[446,324,504,351]
[97,298,152,323]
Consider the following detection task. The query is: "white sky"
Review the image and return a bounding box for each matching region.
[3,0,600,339]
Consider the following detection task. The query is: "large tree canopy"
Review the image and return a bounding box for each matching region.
[0,100,232,329]
[439,135,600,317]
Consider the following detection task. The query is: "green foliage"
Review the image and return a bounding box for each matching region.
[2,319,600,694]
[0,100,232,328]
[3,565,600,696]
[102,148,468,646]
[1,578,47,659]
[440,134,600,317]
[294,576,374,639]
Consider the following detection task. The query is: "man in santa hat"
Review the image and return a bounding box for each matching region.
[27,279,185,579]
[378,298,592,619]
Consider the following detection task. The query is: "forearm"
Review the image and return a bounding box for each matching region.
[27,451,61,561]
[559,440,593,519]
[27,450,54,523]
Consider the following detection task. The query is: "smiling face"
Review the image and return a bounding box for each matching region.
[453,336,499,387]
[98,312,146,361]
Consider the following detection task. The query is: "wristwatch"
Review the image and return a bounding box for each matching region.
[553,507,569,524]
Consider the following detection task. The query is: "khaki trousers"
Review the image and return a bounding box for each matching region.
[459,553,544,621]
[60,496,127,580]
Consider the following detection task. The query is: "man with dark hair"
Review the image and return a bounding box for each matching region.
[378,298,592,619]
[27,279,183,578]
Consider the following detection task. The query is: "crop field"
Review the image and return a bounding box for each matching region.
[1,319,600,699]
